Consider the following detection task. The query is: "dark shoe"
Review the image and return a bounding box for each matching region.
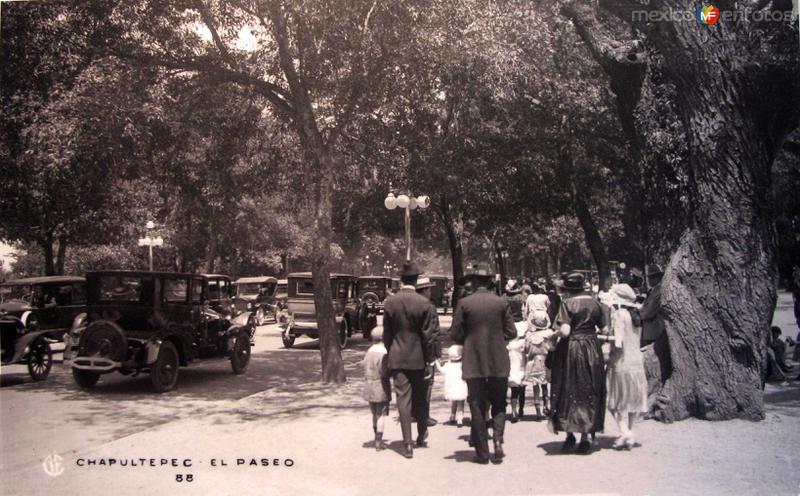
[472,455,489,465]
[509,415,519,424]
[427,417,438,427]
[576,440,592,454]
[374,433,385,451]
[562,434,576,451]
[403,445,414,459]
[444,418,457,426]
[493,440,505,461]
[416,430,429,448]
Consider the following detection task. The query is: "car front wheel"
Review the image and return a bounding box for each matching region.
[231,331,251,374]
[72,369,100,389]
[149,341,179,393]
[27,338,53,381]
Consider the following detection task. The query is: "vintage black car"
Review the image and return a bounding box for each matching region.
[427,274,453,313]
[233,276,278,326]
[0,275,86,381]
[278,272,371,349]
[63,271,253,392]
[355,276,398,330]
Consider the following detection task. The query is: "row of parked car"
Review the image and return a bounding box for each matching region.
[0,271,453,393]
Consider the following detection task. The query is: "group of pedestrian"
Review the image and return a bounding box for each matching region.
[363,261,654,464]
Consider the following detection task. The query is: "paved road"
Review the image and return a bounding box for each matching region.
[0,312,453,492]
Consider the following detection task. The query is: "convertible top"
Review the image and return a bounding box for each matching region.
[234,276,278,284]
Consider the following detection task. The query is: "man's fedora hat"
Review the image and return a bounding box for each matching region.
[558,272,586,291]
[646,264,664,278]
[400,261,421,277]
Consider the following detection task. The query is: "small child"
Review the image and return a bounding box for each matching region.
[525,310,556,420]
[362,326,391,450]
[436,345,468,427]
[508,325,528,422]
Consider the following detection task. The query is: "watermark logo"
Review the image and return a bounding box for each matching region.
[697,4,720,25]
[42,453,65,477]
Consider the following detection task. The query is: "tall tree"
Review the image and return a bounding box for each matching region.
[603,0,800,420]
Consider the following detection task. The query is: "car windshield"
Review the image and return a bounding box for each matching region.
[98,276,143,302]
[237,283,261,295]
[358,280,384,292]
[0,284,32,303]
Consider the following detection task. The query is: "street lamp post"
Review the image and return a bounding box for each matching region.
[384,191,430,261]
[137,221,163,271]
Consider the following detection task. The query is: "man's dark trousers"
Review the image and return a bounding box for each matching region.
[467,377,508,460]
[393,369,428,445]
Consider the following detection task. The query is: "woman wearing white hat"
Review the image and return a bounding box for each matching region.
[605,283,648,450]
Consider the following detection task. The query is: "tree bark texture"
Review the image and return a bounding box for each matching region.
[438,195,464,309]
[573,194,613,291]
[603,0,800,420]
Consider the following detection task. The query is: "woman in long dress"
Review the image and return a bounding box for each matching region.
[606,284,648,449]
[549,272,607,454]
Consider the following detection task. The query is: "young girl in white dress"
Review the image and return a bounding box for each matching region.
[606,283,648,449]
[436,345,468,426]
[508,324,528,422]
[524,310,556,420]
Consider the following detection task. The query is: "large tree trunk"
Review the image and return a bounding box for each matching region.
[40,233,55,276]
[438,195,464,308]
[573,193,612,291]
[603,0,800,421]
[269,1,345,383]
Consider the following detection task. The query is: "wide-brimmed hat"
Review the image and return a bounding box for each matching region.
[610,283,638,305]
[400,261,421,277]
[448,344,463,360]
[465,262,494,278]
[558,272,585,291]
[646,264,664,278]
[505,279,521,294]
[416,276,434,289]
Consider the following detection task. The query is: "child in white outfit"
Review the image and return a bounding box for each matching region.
[508,325,528,422]
[436,345,468,427]
[525,310,556,420]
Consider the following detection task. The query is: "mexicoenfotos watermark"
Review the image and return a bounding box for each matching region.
[631,3,798,24]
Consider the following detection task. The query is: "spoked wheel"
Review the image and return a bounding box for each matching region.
[338,319,349,349]
[282,332,295,349]
[231,331,251,374]
[72,369,100,389]
[27,338,52,381]
[149,341,179,393]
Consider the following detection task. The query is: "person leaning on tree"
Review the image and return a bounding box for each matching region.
[382,261,438,459]
[450,262,517,464]
[640,264,665,347]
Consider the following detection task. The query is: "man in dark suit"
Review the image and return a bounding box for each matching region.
[451,262,517,464]
[383,262,439,459]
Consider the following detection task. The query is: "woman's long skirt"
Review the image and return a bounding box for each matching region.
[548,332,606,434]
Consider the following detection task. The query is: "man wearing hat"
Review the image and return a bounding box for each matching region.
[416,276,441,427]
[640,264,665,346]
[450,262,517,464]
[383,262,439,459]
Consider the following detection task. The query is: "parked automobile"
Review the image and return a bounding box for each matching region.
[0,276,86,381]
[427,274,453,314]
[275,279,288,311]
[233,276,278,326]
[64,271,253,392]
[355,276,397,331]
[278,272,370,349]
